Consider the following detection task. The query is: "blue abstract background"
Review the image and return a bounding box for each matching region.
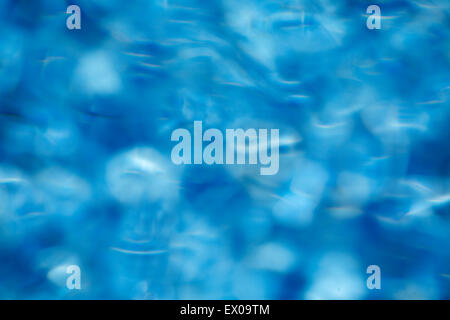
[0,0,449,299]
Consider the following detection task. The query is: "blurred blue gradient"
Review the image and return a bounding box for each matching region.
[0,0,449,299]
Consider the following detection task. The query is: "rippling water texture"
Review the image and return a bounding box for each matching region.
[0,0,449,299]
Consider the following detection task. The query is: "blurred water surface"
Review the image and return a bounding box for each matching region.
[0,0,449,299]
